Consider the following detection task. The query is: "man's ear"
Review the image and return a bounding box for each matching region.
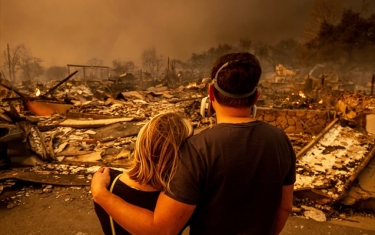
[208,84,215,102]
[250,90,261,107]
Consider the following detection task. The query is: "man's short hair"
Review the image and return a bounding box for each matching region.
[211,52,261,107]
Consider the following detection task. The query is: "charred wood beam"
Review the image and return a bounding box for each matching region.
[297,117,314,134]
[67,64,109,69]
[168,97,201,103]
[296,118,338,159]
[66,112,117,120]
[1,71,78,102]
[42,70,78,97]
[2,97,57,102]
[57,117,133,129]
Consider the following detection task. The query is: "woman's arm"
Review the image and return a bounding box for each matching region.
[91,167,196,235]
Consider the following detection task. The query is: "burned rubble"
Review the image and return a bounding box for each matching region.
[1,70,375,223]
[294,120,375,211]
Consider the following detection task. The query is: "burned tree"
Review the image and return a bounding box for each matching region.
[112,59,136,76]
[87,58,103,66]
[1,44,25,83]
[238,39,252,52]
[302,0,343,42]
[87,58,105,78]
[18,48,44,83]
[141,47,164,79]
[302,8,375,72]
[267,38,302,72]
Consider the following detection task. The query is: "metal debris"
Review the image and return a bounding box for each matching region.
[294,120,375,206]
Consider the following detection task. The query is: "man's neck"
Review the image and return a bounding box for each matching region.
[214,105,255,124]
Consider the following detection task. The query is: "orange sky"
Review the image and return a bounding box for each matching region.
[0,0,373,68]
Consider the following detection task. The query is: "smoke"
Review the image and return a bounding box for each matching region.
[0,0,373,67]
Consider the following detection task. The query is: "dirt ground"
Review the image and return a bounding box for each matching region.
[0,182,375,235]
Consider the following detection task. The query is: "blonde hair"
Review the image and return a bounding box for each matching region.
[126,112,192,194]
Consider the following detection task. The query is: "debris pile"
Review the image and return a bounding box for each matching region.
[1,76,208,166]
[1,71,375,221]
[294,120,375,203]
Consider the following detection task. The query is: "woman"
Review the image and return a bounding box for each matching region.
[94,112,193,235]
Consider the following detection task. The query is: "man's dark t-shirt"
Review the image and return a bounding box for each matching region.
[166,121,296,235]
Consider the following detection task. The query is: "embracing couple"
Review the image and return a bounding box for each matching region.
[91,52,296,235]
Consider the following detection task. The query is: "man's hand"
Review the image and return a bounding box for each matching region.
[91,167,111,202]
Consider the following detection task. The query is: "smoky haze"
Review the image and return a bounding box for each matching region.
[0,0,373,67]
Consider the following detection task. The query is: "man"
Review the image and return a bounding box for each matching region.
[91,52,296,235]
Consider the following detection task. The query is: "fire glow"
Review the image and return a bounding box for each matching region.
[186,82,197,89]
[35,88,41,97]
[299,91,306,99]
